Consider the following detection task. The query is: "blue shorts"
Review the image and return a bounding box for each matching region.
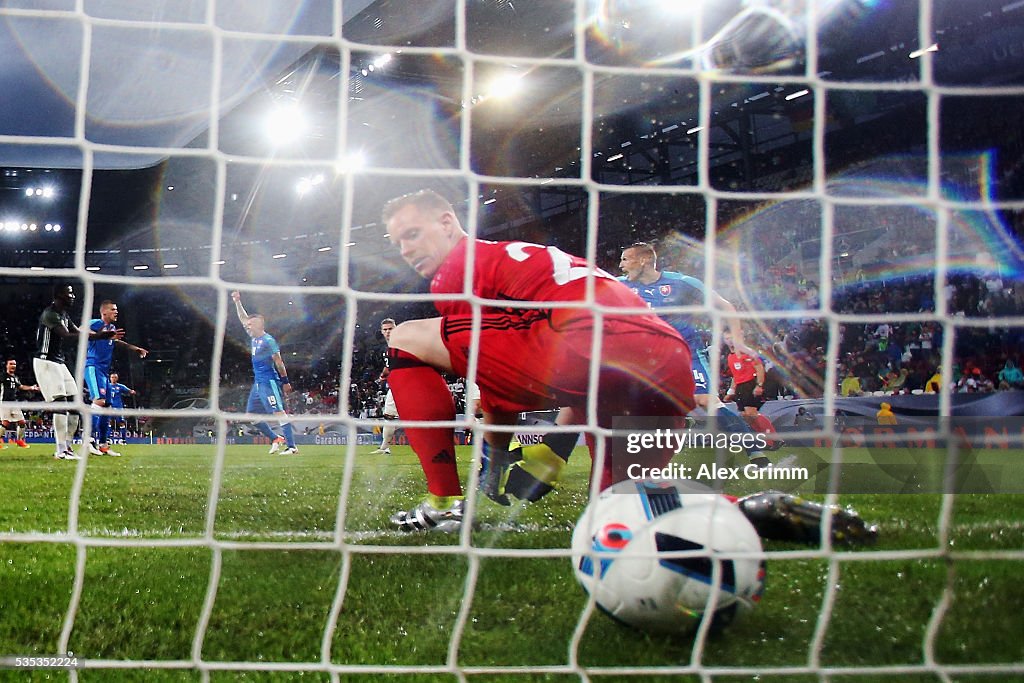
[85,366,110,404]
[247,380,285,414]
[691,351,711,395]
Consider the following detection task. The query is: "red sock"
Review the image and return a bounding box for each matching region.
[387,349,462,498]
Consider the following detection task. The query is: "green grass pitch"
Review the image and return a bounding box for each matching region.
[0,442,1022,681]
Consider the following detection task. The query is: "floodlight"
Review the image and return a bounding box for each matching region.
[265,104,307,146]
[486,72,525,99]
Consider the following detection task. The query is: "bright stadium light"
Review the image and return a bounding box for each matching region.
[295,173,325,197]
[336,151,366,173]
[52,224,61,232]
[317,246,332,252]
[163,263,179,269]
[486,71,525,99]
[272,253,287,259]
[85,266,100,271]
[909,43,938,59]
[133,265,149,270]
[372,52,393,69]
[264,103,307,146]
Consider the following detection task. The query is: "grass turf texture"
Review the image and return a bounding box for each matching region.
[0,443,1021,679]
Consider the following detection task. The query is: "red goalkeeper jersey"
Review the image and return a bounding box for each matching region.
[430,237,677,335]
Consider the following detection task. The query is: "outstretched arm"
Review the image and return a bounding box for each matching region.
[115,338,149,358]
[50,313,120,341]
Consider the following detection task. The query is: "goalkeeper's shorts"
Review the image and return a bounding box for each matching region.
[441,313,696,421]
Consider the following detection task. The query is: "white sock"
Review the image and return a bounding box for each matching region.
[65,413,80,451]
[381,425,396,447]
[53,413,68,450]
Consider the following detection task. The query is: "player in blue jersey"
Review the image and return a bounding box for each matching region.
[85,300,148,456]
[107,372,136,432]
[107,372,134,410]
[618,242,790,469]
[231,291,298,455]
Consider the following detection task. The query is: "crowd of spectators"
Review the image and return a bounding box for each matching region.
[2,240,1022,426]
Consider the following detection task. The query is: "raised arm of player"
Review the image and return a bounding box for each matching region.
[230,291,249,326]
[712,290,755,357]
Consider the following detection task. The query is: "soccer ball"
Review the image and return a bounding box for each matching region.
[571,479,765,633]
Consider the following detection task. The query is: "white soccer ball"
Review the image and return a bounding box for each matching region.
[571,479,765,633]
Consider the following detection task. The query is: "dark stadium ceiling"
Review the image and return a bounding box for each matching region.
[1,0,1023,278]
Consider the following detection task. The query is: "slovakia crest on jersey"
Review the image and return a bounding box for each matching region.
[659,284,672,296]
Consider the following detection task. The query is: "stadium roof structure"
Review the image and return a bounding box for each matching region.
[1,0,1022,282]
[0,0,376,169]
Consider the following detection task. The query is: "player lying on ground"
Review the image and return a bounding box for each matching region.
[380,189,696,532]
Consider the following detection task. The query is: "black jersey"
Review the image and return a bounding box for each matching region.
[37,305,70,363]
[0,373,20,402]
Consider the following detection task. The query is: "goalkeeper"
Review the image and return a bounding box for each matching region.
[379,190,696,532]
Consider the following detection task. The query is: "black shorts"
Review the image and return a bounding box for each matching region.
[733,380,765,411]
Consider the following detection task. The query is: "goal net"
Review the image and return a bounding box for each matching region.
[1,0,1023,679]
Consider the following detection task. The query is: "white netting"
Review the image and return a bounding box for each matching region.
[1,0,1023,680]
